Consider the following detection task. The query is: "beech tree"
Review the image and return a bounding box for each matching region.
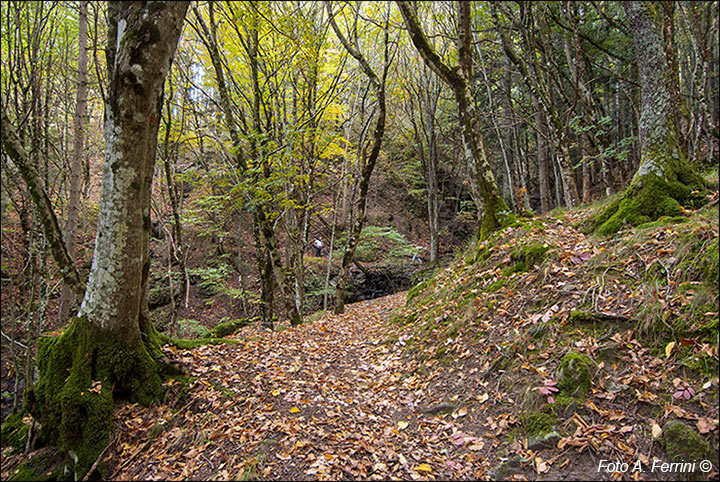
[397,0,512,237]
[593,1,707,235]
[11,2,189,478]
[325,1,392,314]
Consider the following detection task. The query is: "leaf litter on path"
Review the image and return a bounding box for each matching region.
[106,293,487,481]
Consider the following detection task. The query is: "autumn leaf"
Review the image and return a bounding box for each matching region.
[665,341,676,358]
[289,407,300,413]
[413,463,432,474]
[452,406,468,418]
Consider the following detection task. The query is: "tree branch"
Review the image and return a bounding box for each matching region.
[1,104,85,299]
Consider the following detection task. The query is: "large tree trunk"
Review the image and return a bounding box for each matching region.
[593,1,706,235]
[24,3,188,478]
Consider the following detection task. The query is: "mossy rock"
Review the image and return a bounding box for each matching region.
[522,411,556,437]
[8,446,64,481]
[505,242,552,275]
[556,352,593,398]
[489,455,523,481]
[662,420,710,465]
[1,412,29,452]
[203,318,250,338]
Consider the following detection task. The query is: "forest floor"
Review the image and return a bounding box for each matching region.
[104,291,499,481]
[2,189,718,481]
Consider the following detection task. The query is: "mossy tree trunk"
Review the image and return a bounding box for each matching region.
[593,1,706,236]
[398,1,512,238]
[23,2,189,478]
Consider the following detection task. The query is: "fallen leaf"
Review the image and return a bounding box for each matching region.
[289,407,300,413]
[397,421,409,430]
[413,463,432,474]
[452,406,468,418]
[696,418,717,434]
[665,341,676,358]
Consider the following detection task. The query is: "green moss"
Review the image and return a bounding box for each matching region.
[567,311,594,325]
[407,280,427,303]
[636,216,689,230]
[25,317,163,479]
[8,447,64,481]
[474,243,491,265]
[484,279,506,293]
[1,412,29,452]
[556,352,593,398]
[700,237,718,287]
[662,420,710,464]
[503,242,552,275]
[594,172,706,236]
[203,318,250,338]
[522,411,557,437]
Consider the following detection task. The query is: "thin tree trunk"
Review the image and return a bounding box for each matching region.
[58,0,88,322]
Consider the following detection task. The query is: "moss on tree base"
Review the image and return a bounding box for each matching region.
[25,317,164,479]
[593,172,706,237]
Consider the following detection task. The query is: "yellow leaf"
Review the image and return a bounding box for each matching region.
[665,341,676,358]
[651,423,663,438]
[289,407,300,413]
[414,463,432,473]
[271,389,281,396]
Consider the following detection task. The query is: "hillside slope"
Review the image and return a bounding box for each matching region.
[389,191,719,479]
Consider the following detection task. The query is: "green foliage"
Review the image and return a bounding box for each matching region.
[334,225,418,263]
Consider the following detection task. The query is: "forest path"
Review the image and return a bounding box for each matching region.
[107,292,487,480]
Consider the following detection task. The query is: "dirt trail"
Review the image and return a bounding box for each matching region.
[107,292,487,480]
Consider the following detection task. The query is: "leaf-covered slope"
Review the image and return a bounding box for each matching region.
[390,196,719,479]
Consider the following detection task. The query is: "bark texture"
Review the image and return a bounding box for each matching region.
[59,0,89,322]
[24,3,189,478]
[593,1,706,235]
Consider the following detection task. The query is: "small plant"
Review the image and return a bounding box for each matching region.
[535,379,559,404]
[672,378,695,400]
